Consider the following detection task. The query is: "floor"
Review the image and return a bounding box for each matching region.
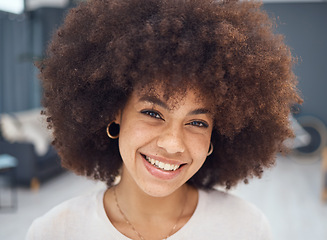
[0,155,326,240]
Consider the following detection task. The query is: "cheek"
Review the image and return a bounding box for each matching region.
[119,122,154,152]
[186,135,210,164]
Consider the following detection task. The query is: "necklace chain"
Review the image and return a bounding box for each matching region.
[113,186,188,240]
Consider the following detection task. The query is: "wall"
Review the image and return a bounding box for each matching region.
[0,8,68,114]
[263,2,327,125]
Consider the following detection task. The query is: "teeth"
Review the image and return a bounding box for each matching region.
[145,156,180,171]
[164,164,170,171]
[159,162,165,168]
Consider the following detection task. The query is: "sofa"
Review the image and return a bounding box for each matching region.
[0,108,64,187]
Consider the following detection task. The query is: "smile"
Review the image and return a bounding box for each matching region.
[144,155,181,171]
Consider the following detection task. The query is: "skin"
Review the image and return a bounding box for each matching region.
[103,88,214,239]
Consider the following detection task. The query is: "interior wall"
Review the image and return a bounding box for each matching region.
[263,2,327,125]
[0,8,67,114]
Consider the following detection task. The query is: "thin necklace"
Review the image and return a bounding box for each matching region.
[113,186,188,240]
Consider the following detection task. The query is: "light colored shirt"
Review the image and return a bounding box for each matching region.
[26,188,272,240]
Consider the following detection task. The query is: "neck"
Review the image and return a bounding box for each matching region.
[104,167,198,240]
[115,169,189,221]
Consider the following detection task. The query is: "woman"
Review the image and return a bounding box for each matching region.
[27,0,301,239]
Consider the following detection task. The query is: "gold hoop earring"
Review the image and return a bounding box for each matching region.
[106,121,119,139]
[207,143,213,156]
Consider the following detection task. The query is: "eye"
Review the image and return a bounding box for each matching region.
[141,110,163,120]
[188,120,209,128]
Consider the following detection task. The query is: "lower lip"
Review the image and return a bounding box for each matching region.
[142,156,183,180]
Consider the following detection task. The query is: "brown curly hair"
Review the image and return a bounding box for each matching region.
[39,0,301,189]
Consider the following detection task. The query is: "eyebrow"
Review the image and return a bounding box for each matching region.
[189,108,211,115]
[139,96,169,110]
[138,95,211,116]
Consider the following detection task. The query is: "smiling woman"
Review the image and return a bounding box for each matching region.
[26,0,301,239]
[115,89,213,198]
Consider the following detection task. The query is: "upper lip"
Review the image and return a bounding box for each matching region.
[141,153,187,166]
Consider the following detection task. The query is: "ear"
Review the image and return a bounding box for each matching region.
[114,110,122,124]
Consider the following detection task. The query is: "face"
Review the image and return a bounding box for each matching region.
[115,88,213,197]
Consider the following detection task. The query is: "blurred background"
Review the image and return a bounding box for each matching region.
[0,0,326,239]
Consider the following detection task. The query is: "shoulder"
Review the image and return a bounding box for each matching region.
[26,189,107,240]
[201,189,263,215]
[197,189,272,239]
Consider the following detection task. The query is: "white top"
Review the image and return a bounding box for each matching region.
[26,188,272,240]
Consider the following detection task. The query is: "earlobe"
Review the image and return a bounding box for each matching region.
[106,121,120,139]
[207,142,213,156]
[114,110,122,124]
[106,110,121,139]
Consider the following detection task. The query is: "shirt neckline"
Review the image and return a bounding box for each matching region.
[97,188,207,239]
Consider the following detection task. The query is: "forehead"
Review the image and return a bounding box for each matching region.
[132,86,211,111]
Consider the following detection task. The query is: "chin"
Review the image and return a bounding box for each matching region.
[137,180,185,198]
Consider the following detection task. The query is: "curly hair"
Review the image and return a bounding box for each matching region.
[39,0,301,189]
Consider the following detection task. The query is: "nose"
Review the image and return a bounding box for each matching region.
[157,123,185,154]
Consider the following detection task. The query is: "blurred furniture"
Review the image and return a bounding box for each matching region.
[0,154,18,209]
[290,115,327,158]
[0,109,64,188]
